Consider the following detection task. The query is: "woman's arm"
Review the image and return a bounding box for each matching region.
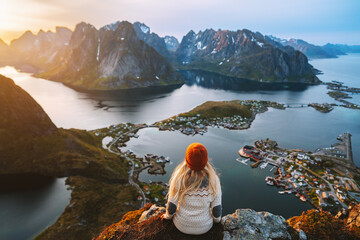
[163,194,178,219]
[210,180,222,223]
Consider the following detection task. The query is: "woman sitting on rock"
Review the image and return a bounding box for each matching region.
[162,143,222,235]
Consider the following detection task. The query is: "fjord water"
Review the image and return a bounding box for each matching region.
[0,178,70,240]
[0,53,359,237]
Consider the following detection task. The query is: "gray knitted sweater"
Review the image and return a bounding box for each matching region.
[163,177,222,235]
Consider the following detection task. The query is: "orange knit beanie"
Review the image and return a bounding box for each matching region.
[185,143,208,171]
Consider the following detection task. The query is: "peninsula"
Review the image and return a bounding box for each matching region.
[238,134,360,214]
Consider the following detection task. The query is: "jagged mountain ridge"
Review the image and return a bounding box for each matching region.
[38,21,183,90]
[8,27,72,71]
[102,21,179,59]
[1,21,330,86]
[132,22,171,59]
[267,35,360,59]
[175,29,320,83]
[267,35,341,59]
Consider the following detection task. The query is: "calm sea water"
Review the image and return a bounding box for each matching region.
[0,178,70,240]
[0,53,359,238]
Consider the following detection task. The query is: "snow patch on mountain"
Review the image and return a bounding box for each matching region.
[140,25,150,34]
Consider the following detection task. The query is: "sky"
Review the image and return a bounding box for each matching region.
[1,0,360,45]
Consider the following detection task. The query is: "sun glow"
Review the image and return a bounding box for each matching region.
[0,0,70,43]
[0,1,9,31]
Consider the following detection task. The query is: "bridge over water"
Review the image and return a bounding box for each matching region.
[285,103,309,108]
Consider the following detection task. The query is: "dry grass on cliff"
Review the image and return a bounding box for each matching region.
[287,209,360,240]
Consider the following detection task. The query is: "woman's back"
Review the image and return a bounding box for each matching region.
[163,143,222,235]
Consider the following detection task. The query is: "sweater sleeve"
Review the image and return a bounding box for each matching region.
[210,179,222,223]
[163,191,178,220]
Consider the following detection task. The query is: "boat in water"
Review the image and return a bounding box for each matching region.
[260,162,268,169]
[236,157,249,165]
[265,176,275,186]
[300,195,307,202]
[266,181,274,186]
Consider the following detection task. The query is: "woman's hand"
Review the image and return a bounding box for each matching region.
[160,213,169,221]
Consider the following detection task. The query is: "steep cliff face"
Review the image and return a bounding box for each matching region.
[40,21,183,90]
[175,29,320,83]
[95,204,304,240]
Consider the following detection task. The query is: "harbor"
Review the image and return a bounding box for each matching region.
[236,134,360,213]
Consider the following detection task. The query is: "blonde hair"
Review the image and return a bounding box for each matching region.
[167,160,220,204]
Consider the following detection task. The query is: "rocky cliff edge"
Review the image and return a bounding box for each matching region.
[95,204,305,240]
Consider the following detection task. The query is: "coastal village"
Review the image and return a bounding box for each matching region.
[238,133,360,213]
[92,123,170,206]
[91,100,360,214]
[155,100,285,135]
[90,100,288,206]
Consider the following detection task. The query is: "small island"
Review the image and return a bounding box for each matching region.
[325,81,360,110]
[308,103,335,113]
[155,100,285,135]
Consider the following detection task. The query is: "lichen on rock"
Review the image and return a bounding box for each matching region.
[222,209,302,240]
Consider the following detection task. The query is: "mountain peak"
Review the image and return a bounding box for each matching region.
[164,36,179,52]
[100,21,121,31]
[55,26,71,33]
[176,28,319,83]
[132,22,170,58]
[74,22,96,32]
[133,21,150,34]
[187,30,196,36]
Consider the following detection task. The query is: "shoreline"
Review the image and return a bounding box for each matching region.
[239,135,360,214]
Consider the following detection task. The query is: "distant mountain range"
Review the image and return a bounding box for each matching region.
[5,21,360,89]
[267,35,360,59]
[172,29,319,83]
[1,22,183,91]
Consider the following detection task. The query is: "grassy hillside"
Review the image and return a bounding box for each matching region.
[180,101,253,119]
[0,75,141,239]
